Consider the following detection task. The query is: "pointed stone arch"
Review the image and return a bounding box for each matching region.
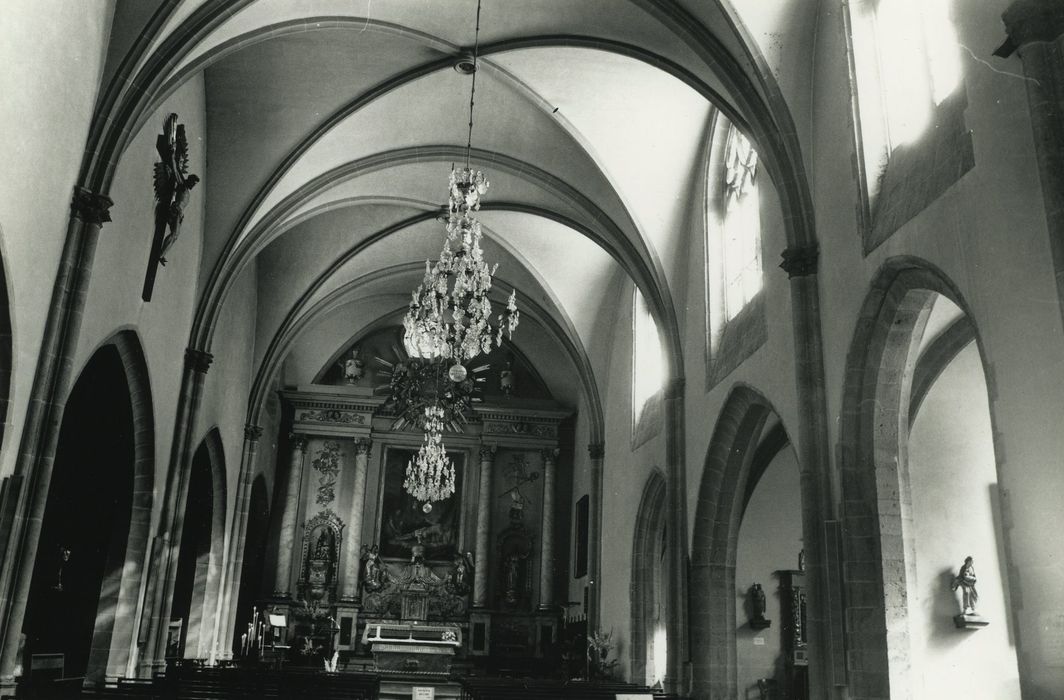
[174,427,227,660]
[630,469,668,686]
[837,257,1019,699]
[689,384,795,699]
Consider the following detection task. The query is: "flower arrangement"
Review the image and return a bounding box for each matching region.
[587,630,619,680]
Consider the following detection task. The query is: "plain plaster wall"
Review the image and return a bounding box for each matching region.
[907,343,1020,698]
[734,445,803,698]
[0,0,115,478]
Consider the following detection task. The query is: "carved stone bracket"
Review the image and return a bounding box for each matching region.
[998,0,1064,56]
[70,186,114,225]
[779,245,819,278]
[184,347,214,374]
[244,424,263,442]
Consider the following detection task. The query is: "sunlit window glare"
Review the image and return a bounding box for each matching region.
[722,128,762,320]
[651,625,667,687]
[875,0,961,148]
[633,290,665,422]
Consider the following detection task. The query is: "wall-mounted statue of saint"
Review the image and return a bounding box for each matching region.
[951,556,978,615]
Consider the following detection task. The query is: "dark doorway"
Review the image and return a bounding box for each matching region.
[232,476,269,654]
[22,344,135,682]
[171,442,215,659]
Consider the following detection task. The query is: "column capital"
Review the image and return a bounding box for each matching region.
[70,186,114,226]
[541,447,560,463]
[663,377,685,400]
[184,347,214,374]
[997,0,1064,56]
[244,424,263,442]
[779,244,819,278]
[587,442,605,459]
[289,433,308,452]
[352,437,372,456]
[478,444,497,462]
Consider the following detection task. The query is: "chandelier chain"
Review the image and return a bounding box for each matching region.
[465,0,482,170]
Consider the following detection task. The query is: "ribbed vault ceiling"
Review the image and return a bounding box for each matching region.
[113,0,820,425]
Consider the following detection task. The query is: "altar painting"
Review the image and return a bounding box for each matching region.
[380,447,465,560]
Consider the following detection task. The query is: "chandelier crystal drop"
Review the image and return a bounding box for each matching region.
[404,405,457,512]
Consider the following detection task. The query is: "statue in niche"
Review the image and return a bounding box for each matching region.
[342,347,365,384]
[951,556,979,615]
[798,549,806,572]
[143,113,200,302]
[300,512,342,603]
[360,544,385,592]
[499,357,515,396]
[447,552,474,596]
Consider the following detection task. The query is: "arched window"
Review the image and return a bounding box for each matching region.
[721,127,762,321]
[848,0,965,202]
[847,0,971,250]
[632,289,665,429]
[703,116,767,389]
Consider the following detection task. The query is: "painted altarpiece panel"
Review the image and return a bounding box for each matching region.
[377,446,467,561]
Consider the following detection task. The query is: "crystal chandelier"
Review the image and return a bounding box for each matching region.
[404,406,457,509]
[401,0,518,511]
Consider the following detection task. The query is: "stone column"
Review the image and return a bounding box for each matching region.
[339,438,372,601]
[781,245,839,694]
[1000,4,1064,331]
[538,448,559,610]
[587,443,604,631]
[216,425,262,659]
[996,6,1064,694]
[142,347,215,674]
[473,444,496,608]
[273,434,308,597]
[662,381,690,695]
[0,188,112,692]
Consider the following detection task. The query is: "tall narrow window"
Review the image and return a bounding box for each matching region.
[633,289,665,426]
[872,0,961,148]
[850,0,963,174]
[721,127,762,321]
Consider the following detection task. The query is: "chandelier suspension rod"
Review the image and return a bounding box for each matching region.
[464,0,483,170]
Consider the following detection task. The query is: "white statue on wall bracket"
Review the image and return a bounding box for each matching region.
[951,555,989,629]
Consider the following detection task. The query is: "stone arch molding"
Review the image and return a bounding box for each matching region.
[689,383,791,699]
[73,330,157,678]
[183,426,228,661]
[836,256,1018,700]
[629,468,668,686]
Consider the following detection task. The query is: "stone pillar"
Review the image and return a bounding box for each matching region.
[0,188,112,692]
[996,6,1064,695]
[781,245,840,694]
[587,443,604,631]
[538,448,559,610]
[142,347,214,674]
[473,444,496,608]
[662,381,690,695]
[273,434,308,597]
[216,425,262,659]
[339,438,372,601]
